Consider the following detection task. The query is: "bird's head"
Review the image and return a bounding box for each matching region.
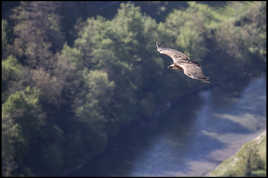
[156,41,164,54]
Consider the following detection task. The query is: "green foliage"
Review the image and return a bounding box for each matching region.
[2,55,23,83]
[59,44,83,70]
[2,56,24,102]
[160,2,210,59]
[74,69,115,124]
[2,108,21,176]
[71,70,115,160]
[2,20,8,53]
[71,2,163,128]
[11,2,64,68]
[30,67,64,106]
[209,132,266,177]
[2,19,13,59]
[2,87,46,176]
[2,87,45,140]
[214,1,266,61]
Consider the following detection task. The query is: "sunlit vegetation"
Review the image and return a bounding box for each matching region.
[209,131,266,177]
[2,1,266,176]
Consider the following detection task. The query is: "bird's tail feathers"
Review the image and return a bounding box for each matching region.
[202,78,210,83]
[200,76,210,83]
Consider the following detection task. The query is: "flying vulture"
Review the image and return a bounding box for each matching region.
[156,41,210,83]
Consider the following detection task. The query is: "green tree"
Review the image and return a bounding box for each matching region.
[159,2,226,60]
[2,56,23,88]
[2,19,14,59]
[2,87,46,176]
[2,111,21,176]
[2,20,8,58]
[73,69,115,156]
[2,56,25,102]
[214,1,266,61]
[11,2,64,69]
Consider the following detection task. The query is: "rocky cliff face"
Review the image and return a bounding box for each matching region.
[208,131,266,177]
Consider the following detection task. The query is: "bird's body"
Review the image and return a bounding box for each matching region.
[156,41,210,83]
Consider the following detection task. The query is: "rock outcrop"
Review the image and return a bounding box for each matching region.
[208,131,266,177]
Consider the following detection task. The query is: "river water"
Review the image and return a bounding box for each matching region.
[71,75,266,176]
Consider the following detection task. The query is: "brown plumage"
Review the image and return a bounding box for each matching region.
[156,41,210,83]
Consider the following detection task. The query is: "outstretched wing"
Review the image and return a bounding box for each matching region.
[156,41,190,64]
[179,62,210,83]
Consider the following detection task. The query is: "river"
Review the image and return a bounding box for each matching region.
[70,75,266,176]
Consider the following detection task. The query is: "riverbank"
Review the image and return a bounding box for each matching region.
[208,130,266,177]
[68,76,266,177]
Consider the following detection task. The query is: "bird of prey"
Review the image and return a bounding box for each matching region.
[156,41,210,83]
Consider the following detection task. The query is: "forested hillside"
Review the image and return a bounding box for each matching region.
[2,1,266,176]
